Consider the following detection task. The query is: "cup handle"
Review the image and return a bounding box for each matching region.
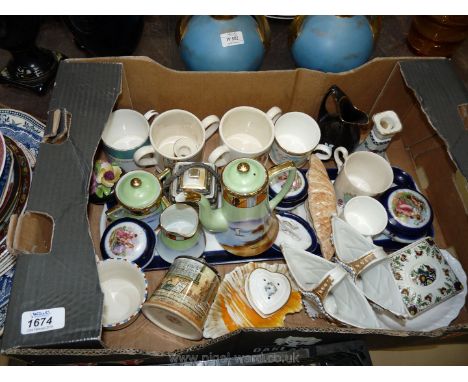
[266,106,282,124]
[144,110,159,122]
[208,145,230,167]
[312,144,333,160]
[334,146,349,172]
[201,115,220,140]
[134,145,159,167]
[268,161,297,210]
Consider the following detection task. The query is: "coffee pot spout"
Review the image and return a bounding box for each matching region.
[177,191,229,233]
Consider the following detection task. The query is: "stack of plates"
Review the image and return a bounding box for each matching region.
[0,108,44,335]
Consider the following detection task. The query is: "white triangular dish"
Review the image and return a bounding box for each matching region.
[245,268,291,318]
[281,244,381,329]
[332,217,408,318]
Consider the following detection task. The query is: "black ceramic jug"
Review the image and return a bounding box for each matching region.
[317,85,369,155]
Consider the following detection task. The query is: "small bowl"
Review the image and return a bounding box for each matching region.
[100,217,155,270]
[343,196,388,237]
[269,169,308,210]
[379,186,433,238]
[97,259,148,330]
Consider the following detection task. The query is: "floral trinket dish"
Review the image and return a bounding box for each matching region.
[379,186,433,239]
[100,217,155,270]
[390,237,464,318]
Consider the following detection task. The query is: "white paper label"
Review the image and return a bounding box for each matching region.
[220,31,244,47]
[21,307,65,335]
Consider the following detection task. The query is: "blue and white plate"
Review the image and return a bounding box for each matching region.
[0,148,13,203]
[0,265,15,336]
[0,108,45,168]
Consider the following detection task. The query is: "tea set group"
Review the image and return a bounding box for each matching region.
[91,85,466,341]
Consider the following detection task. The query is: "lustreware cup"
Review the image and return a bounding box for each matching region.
[159,203,200,252]
[334,150,394,207]
[208,106,281,167]
[269,112,333,167]
[101,109,151,172]
[133,109,219,171]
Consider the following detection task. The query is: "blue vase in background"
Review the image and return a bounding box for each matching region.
[290,16,380,73]
[177,16,270,71]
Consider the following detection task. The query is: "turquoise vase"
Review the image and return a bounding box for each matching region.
[177,16,270,71]
[290,16,379,73]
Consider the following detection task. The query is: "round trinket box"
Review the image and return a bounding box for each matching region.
[100,217,155,270]
[269,169,307,211]
[379,186,433,239]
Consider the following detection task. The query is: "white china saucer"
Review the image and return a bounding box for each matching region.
[376,249,467,331]
[155,228,206,264]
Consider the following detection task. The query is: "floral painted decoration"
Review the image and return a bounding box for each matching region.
[391,190,428,227]
[390,237,464,317]
[90,160,122,199]
[109,226,138,256]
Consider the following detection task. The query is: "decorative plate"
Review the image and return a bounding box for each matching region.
[0,265,16,336]
[0,108,45,168]
[0,131,5,177]
[0,136,32,240]
[100,218,156,270]
[380,186,433,237]
[272,211,318,254]
[390,237,464,318]
[377,248,466,331]
[0,148,13,205]
[269,169,308,210]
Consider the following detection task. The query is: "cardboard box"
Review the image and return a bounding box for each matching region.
[1,57,467,365]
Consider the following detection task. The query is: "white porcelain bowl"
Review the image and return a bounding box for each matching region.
[97,259,147,330]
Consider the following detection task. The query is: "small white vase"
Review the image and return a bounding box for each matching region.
[356,110,402,156]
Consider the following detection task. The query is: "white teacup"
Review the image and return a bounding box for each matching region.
[101,109,151,172]
[269,112,333,167]
[342,196,388,238]
[334,150,394,207]
[134,109,219,170]
[208,106,281,167]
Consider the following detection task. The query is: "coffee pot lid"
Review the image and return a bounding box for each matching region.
[116,170,160,209]
[222,158,267,195]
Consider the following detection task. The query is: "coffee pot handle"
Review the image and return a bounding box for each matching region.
[268,161,297,210]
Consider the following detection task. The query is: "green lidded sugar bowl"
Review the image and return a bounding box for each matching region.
[106,169,170,223]
[185,158,297,257]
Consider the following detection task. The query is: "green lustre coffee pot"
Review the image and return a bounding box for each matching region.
[185,158,296,257]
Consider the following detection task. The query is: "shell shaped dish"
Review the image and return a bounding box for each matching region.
[203,262,302,339]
